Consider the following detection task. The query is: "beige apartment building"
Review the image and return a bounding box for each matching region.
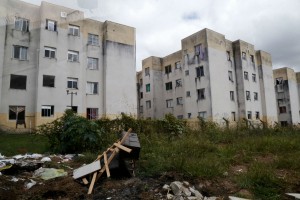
[137,28,278,126]
[0,0,137,130]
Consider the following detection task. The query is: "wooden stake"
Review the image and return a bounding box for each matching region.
[82,178,88,185]
[87,172,97,194]
[113,143,132,153]
[103,152,110,177]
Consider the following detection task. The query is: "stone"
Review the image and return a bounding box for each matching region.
[166,193,174,199]
[163,184,170,191]
[189,187,203,199]
[228,196,250,200]
[187,197,198,200]
[203,197,217,200]
[286,193,300,199]
[183,181,190,187]
[181,186,192,197]
[170,181,183,195]
[174,196,184,200]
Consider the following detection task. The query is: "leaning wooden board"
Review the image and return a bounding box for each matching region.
[73,161,101,179]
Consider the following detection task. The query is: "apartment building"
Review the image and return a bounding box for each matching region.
[0,0,137,129]
[137,28,278,126]
[273,67,300,125]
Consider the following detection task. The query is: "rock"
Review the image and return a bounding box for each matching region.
[163,184,170,191]
[228,196,250,200]
[189,187,203,199]
[41,157,51,162]
[286,193,300,199]
[25,179,36,189]
[187,197,198,200]
[183,181,190,187]
[174,196,184,200]
[203,197,217,200]
[170,181,183,195]
[181,186,192,197]
[167,193,174,199]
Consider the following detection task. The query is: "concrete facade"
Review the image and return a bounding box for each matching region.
[273,67,300,125]
[0,0,137,130]
[137,28,278,126]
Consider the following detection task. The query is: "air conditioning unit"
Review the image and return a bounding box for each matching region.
[61,12,67,18]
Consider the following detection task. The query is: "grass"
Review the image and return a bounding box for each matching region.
[0,132,49,156]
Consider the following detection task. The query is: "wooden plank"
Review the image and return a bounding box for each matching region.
[114,143,132,153]
[103,152,110,177]
[88,172,97,194]
[96,149,118,181]
[82,178,88,185]
[120,128,132,144]
[73,161,101,179]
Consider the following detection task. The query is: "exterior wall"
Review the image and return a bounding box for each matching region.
[138,28,278,126]
[0,0,136,130]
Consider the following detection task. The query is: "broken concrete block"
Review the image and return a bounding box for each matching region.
[187,197,198,200]
[286,193,300,199]
[73,161,101,179]
[170,181,183,195]
[162,184,170,191]
[181,186,192,197]
[25,179,36,189]
[183,181,190,187]
[189,187,203,199]
[167,193,174,199]
[228,196,250,200]
[41,157,51,162]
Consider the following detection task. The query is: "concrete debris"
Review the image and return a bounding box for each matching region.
[0,162,5,168]
[25,179,36,189]
[40,157,51,162]
[286,193,300,199]
[10,176,19,182]
[167,193,174,199]
[163,184,171,191]
[0,153,5,159]
[170,181,183,195]
[228,196,251,200]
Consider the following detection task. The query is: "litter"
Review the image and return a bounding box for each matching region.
[0,162,5,168]
[34,167,67,180]
[0,164,12,171]
[25,179,36,189]
[0,153,5,159]
[10,177,19,182]
[41,157,51,162]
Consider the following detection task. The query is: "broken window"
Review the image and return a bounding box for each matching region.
[228,71,233,82]
[67,77,78,89]
[246,91,251,100]
[226,51,231,61]
[231,112,236,121]
[44,47,56,59]
[176,79,182,87]
[279,106,286,113]
[166,99,173,108]
[13,45,28,60]
[87,108,98,120]
[87,57,98,70]
[15,17,29,32]
[88,33,99,45]
[175,61,181,69]
[196,66,204,77]
[254,92,258,101]
[275,77,284,92]
[145,67,150,76]
[230,91,234,101]
[177,97,183,105]
[255,111,260,120]
[9,106,25,121]
[197,88,205,100]
[247,111,252,120]
[43,75,55,87]
[10,74,27,89]
[185,70,189,76]
[68,25,80,36]
[244,71,249,80]
[252,74,256,82]
[86,82,98,94]
[46,19,57,31]
[146,84,150,92]
[186,91,191,97]
[165,65,172,74]
[146,100,151,109]
[198,111,206,119]
[41,105,54,117]
[165,82,172,90]
[242,52,246,60]
[68,50,79,62]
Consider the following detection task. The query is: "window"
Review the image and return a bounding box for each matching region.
[230,91,234,101]
[13,46,28,60]
[88,33,99,45]
[86,82,98,94]
[9,106,25,120]
[68,50,79,62]
[228,71,233,82]
[246,91,251,100]
[10,74,27,89]
[165,65,172,74]
[41,105,54,117]
[145,67,150,76]
[242,52,246,60]
[198,111,206,119]
[43,75,55,87]
[87,108,98,120]
[166,99,173,108]
[67,78,78,89]
[275,78,284,92]
[279,106,286,113]
[252,74,256,82]
[177,97,183,105]
[247,111,252,120]
[177,115,183,119]
[195,44,201,55]
[140,92,143,99]
[197,88,205,100]
[278,99,284,105]
[15,18,29,32]
[68,25,80,36]
[255,111,260,120]
[226,51,231,61]
[185,70,189,76]
[254,92,258,101]
[231,112,236,121]
[196,66,204,77]
[244,71,249,80]
[46,19,57,31]
[44,47,56,59]
[146,84,150,92]
[250,55,254,63]
[166,82,172,90]
[139,106,143,113]
[175,61,181,69]
[281,121,288,126]
[146,100,151,109]
[87,57,98,70]
[186,91,191,97]
[176,79,182,87]
[188,113,192,119]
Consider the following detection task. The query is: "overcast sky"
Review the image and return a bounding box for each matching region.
[23,0,300,71]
